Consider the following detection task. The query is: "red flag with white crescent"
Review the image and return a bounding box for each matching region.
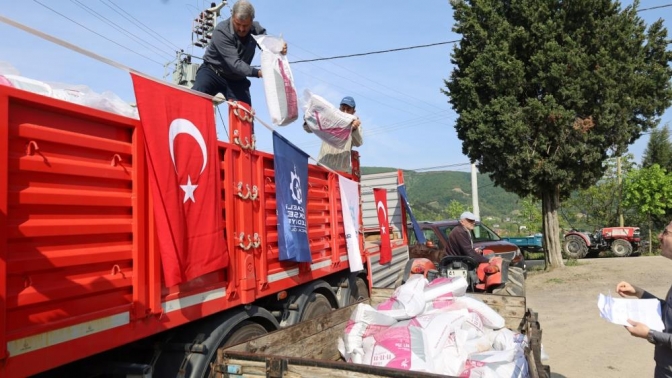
[373,188,392,265]
[131,74,228,287]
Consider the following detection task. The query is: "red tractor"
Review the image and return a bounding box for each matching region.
[401,250,525,297]
[563,226,641,258]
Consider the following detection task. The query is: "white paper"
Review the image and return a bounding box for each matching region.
[597,293,664,331]
[338,176,363,272]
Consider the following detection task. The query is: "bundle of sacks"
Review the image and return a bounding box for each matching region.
[337,274,530,377]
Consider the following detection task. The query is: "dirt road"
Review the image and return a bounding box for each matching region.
[526,256,671,378]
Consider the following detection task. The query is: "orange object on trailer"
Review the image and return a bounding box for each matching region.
[0,84,390,378]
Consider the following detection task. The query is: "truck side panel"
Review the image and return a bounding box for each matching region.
[0,86,364,377]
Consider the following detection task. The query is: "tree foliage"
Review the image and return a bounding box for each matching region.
[444,0,672,268]
[564,155,636,228]
[446,199,468,219]
[623,164,672,218]
[642,124,672,171]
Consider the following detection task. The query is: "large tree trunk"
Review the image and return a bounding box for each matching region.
[542,186,565,270]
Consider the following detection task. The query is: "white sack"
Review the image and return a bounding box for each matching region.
[253,34,298,126]
[303,91,355,149]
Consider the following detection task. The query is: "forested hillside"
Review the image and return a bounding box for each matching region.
[361,166,521,222]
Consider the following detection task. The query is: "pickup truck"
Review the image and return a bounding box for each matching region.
[501,234,544,252]
[214,288,550,378]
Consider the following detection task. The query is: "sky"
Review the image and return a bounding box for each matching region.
[1,1,671,174]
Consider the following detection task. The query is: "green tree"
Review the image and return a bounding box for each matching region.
[642,124,672,171]
[622,164,672,253]
[444,0,672,269]
[518,196,542,233]
[564,155,636,228]
[445,199,467,219]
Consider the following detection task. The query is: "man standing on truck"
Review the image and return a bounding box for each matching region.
[616,220,672,378]
[191,0,287,105]
[446,211,491,264]
[302,96,363,172]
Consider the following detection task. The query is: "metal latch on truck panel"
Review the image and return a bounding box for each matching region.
[235,182,259,201]
[236,232,260,250]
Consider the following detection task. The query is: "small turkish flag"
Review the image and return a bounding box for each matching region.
[132,74,228,287]
[373,188,392,265]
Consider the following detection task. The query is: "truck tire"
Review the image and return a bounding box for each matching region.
[610,239,633,257]
[300,293,333,321]
[492,266,525,297]
[348,277,369,304]
[564,235,588,259]
[222,321,268,347]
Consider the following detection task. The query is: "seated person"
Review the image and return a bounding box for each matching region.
[446,211,491,264]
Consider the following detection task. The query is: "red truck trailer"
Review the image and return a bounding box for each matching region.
[0,84,406,377]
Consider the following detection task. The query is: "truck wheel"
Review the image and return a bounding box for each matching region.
[564,235,588,259]
[300,293,333,321]
[492,266,525,297]
[222,321,267,347]
[349,277,369,304]
[610,239,633,257]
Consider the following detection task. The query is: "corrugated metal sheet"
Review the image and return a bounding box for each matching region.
[361,171,408,288]
[367,244,408,288]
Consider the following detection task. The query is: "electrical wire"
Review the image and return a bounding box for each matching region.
[638,3,672,12]
[71,0,174,60]
[102,0,183,51]
[287,43,450,114]
[32,0,165,66]
[216,106,229,141]
[288,40,460,64]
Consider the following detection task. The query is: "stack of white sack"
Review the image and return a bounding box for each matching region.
[337,274,532,377]
[0,62,138,119]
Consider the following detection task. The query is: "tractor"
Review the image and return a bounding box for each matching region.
[563,226,641,259]
[400,250,525,297]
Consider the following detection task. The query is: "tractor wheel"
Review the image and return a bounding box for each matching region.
[492,266,525,297]
[610,239,633,257]
[564,235,588,259]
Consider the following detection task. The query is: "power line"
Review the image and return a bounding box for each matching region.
[32,0,165,66]
[287,43,449,114]
[102,0,183,51]
[289,40,459,64]
[638,3,672,12]
[70,0,174,60]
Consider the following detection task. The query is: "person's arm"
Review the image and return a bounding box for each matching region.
[455,229,489,264]
[351,119,363,147]
[303,118,313,133]
[211,27,259,78]
[649,330,672,349]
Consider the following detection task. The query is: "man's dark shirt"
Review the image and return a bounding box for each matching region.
[643,285,672,377]
[202,18,266,80]
[446,225,489,264]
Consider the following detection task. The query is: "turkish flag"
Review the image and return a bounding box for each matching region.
[373,188,392,265]
[131,74,228,287]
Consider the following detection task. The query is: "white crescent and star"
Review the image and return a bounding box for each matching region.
[376,200,388,234]
[168,118,208,203]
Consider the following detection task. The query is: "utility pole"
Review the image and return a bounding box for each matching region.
[617,156,624,227]
[471,163,480,220]
[168,1,227,88]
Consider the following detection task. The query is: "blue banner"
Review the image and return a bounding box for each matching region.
[397,184,426,244]
[273,132,312,262]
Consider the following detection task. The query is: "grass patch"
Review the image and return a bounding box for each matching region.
[565,258,581,267]
[546,278,564,284]
[528,265,545,272]
[525,252,544,260]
